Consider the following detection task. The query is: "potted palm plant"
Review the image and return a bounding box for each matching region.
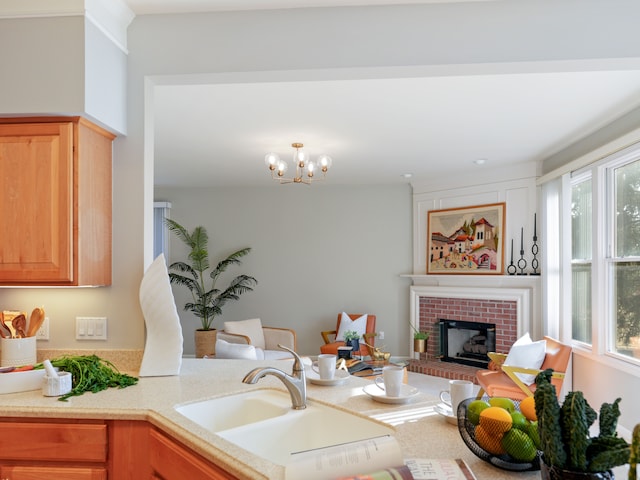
[165,219,258,358]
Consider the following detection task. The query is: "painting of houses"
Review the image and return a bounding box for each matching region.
[427,203,505,274]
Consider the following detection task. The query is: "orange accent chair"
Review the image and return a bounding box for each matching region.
[320,313,376,357]
[475,336,572,400]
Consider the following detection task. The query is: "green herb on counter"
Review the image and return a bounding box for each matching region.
[35,355,138,401]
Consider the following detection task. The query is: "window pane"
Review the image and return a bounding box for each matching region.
[572,179,592,260]
[572,263,592,343]
[615,159,640,257]
[613,261,640,359]
[572,178,592,344]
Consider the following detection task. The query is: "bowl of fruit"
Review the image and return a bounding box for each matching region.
[457,396,542,471]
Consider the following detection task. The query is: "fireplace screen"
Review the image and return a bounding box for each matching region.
[438,319,495,368]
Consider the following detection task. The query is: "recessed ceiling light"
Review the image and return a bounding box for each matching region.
[473,159,487,165]
[401,173,413,178]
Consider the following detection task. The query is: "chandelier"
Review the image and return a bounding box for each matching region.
[264,143,333,185]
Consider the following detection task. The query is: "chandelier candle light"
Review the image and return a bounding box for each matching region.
[264,143,333,185]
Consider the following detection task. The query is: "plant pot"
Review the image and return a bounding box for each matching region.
[414,338,427,353]
[346,339,360,356]
[194,329,217,358]
[540,462,614,480]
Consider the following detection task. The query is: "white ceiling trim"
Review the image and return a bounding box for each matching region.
[125,0,493,15]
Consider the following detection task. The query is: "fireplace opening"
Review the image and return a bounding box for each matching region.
[438,319,495,368]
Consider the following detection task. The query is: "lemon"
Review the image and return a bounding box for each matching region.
[479,406,513,434]
[502,428,538,461]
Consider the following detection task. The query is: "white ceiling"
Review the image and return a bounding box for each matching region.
[127,1,640,188]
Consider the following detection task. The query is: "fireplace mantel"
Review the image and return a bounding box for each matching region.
[402,274,541,289]
[407,275,541,357]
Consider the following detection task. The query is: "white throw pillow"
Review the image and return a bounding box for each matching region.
[215,339,258,360]
[336,312,368,341]
[223,318,265,349]
[504,333,547,385]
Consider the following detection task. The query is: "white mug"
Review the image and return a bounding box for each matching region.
[439,379,474,414]
[312,354,336,380]
[375,365,404,397]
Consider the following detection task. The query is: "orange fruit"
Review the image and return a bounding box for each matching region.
[475,424,506,455]
[479,406,513,434]
[519,396,537,422]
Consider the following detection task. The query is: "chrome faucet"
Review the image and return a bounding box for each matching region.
[242,345,307,410]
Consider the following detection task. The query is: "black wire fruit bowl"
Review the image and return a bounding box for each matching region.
[457,397,543,472]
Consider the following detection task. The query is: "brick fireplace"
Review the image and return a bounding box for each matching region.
[407,283,537,382]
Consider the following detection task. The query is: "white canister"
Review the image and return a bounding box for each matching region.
[0,336,37,367]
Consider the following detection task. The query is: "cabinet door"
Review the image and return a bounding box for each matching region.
[0,122,73,283]
[149,428,239,480]
[0,466,106,480]
[0,420,107,462]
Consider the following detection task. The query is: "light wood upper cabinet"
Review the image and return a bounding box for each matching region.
[0,117,114,286]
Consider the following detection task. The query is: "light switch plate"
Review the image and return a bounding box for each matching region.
[76,317,107,340]
[36,317,50,341]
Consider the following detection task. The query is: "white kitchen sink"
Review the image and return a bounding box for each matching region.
[175,389,291,431]
[174,388,394,465]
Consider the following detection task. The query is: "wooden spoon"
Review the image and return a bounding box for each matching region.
[0,312,11,339]
[12,314,27,338]
[0,312,6,339]
[27,307,45,337]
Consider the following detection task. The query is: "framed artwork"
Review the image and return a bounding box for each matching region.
[427,202,505,275]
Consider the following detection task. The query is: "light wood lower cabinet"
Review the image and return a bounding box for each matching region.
[0,418,108,480]
[0,466,106,480]
[0,418,240,480]
[148,426,239,480]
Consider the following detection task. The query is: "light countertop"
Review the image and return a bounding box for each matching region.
[0,358,541,480]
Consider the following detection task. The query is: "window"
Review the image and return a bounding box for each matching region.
[571,175,592,344]
[153,201,172,262]
[611,159,640,358]
[570,150,640,362]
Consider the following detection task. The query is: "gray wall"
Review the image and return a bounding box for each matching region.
[156,184,413,355]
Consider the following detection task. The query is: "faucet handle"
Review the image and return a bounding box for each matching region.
[277,344,304,374]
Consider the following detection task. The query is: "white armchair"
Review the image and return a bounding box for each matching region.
[216,318,296,360]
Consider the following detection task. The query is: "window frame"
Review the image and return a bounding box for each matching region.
[567,144,640,371]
